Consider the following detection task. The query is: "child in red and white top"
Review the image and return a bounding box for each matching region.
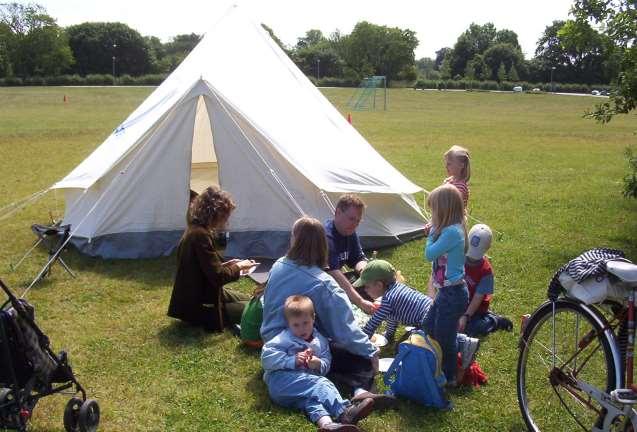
[457,224,512,337]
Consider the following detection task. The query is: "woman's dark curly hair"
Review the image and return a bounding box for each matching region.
[188,186,236,230]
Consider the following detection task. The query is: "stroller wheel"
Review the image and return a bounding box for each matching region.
[78,399,100,432]
[63,397,82,432]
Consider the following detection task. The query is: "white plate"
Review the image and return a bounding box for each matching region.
[371,333,388,347]
[240,265,257,276]
[379,357,394,373]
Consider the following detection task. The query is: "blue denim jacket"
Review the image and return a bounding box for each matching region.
[261,257,377,359]
[261,328,331,380]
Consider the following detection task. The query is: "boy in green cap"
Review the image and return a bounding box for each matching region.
[355,260,479,377]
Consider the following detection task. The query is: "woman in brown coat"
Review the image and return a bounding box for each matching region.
[168,186,256,331]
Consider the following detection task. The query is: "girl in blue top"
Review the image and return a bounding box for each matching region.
[423,184,469,383]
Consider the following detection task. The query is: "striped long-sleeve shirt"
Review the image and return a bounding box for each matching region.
[362,282,433,341]
[444,177,469,209]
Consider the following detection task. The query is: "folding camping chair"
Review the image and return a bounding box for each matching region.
[11,222,75,286]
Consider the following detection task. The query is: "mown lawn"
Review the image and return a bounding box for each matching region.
[0,87,635,431]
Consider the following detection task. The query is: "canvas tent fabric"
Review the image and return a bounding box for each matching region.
[52,6,427,259]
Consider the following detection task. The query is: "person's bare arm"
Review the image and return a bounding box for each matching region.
[328,269,374,314]
[354,259,367,273]
[458,293,485,332]
[427,276,437,299]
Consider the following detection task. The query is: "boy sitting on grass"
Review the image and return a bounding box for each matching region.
[261,295,374,432]
[458,224,512,337]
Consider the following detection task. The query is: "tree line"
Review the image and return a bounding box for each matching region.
[0,1,630,90]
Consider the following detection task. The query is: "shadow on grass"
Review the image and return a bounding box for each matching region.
[157,321,218,348]
[235,341,262,357]
[24,246,178,290]
[391,399,450,431]
[245,369,277,412]
[508,421,529,431]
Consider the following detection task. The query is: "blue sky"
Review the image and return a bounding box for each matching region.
[42,0,575,59]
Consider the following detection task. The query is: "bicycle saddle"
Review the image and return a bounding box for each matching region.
[607,260,637,283]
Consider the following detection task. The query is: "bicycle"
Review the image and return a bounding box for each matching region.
[517,258,637,431]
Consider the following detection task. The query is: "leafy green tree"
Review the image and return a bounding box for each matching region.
[623,147,637,199]
[447,23,521,78]
[468,54,490,80]
[534,19,614,84]
[434,47,451,70]
[295,29,324,49]
[495,29,521,50]
[0,3,73,77]
[448,23,498,76]
[464,61,476,81]
[439,53,452,80]
[293,29,343,78]
[569,0,636,121]
[337,21,418,83]
[158,33,200,73]
[568,0,636,199]
[558,19,610,83]
[143,36,164,73]
[497,62,507,82]
[534,20,570,82]
[483,43,524,80]
[509,63,520,81]
[163,33,200,57]
[415,57,436,78]
[66,22,154,76]
[0,22,12,76]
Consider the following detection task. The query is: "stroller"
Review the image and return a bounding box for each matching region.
[0,278,100,431]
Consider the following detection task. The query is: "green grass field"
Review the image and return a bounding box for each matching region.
[0,87,636,431]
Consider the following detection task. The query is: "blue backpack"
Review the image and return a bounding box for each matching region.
[383,330,451,409]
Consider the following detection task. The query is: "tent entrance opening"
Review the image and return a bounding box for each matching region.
[190,95,218,193]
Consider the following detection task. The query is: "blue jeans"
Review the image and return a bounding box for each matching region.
[465,311,498,337]
[423,282,469,381]
[265,370,350,423]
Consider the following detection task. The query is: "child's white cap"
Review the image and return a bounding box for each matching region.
[466,224,492,260]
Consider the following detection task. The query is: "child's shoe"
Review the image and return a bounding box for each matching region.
[461,337,480,369]
[496,315,513,332]
[338,397,374,425]
[318,423,360,432]
[350,391,397,410]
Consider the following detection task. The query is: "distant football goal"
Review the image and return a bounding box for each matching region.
[347,75,387,111]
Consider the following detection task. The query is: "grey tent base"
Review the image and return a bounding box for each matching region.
[224,229,425,259]
[70,231,184,259]
[68,230,291,259]
[69,228,425,260]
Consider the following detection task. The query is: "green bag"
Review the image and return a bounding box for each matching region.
[240,294,263,344]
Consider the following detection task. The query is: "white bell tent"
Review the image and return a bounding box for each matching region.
[51,6,426,259]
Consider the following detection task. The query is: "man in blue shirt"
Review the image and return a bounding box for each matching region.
[324,194,374,314]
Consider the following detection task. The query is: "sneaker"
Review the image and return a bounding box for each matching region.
[461,337,480,369]
[496,315,513,332]
[445,379,459,388]
[350,391,398,410]
[318,423,360,432]
[338,397,375,425]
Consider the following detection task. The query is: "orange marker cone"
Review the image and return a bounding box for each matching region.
[347,113,352,124]
[63,94,67,103]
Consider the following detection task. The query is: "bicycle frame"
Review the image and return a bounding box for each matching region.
[574,287,637,431]
[627,289,635,387]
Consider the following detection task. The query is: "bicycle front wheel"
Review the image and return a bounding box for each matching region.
[517,299,618,432]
